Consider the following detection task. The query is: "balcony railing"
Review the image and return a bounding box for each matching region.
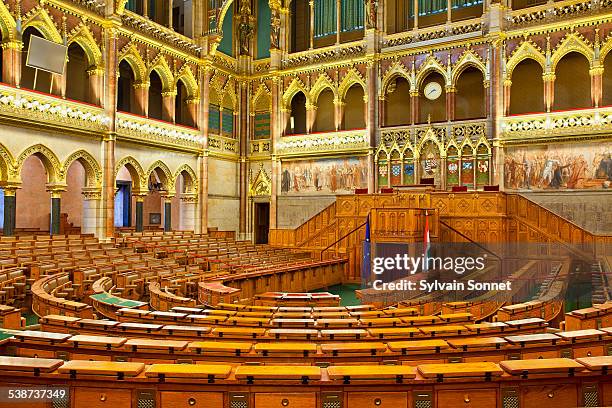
[0,84,110,133]
[383,17,483,49]
[116,112,203,150]
[508,0,611,29]
[276,129,369,157]
[379,119,489,147]
[250,139,271,156]
[501,107,612,140]
[282,41,366,70]
[208,134,239,155]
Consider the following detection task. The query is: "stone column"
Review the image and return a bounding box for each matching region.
[309,0,315,49]
[134,81,150,116]
[186,98,200,127]
[162,90,176,122]
[179,193,197,231]
[333,99,345,130]
[2,40,22,87]
[198,67,212,234]
[102,27,118,240]
[590,66,603,108]
[410,90,419,124]
[543,73,555,113]
[87,67,104,106]
[81,188,102,236]
[502,79,511,116]
[270,155,280,229]
[306,103,317,133]
[47,185,66,235]
[446,86,456,121]
[239,80,249,238]
[134,194,145,232]
[379,95,386,127]
[2,185,19,236]
[163,195,173,232]
[269,73,281,229]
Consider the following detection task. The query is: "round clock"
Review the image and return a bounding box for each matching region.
[424,81,443,100]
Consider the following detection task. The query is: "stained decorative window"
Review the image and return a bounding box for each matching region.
[209,105,220,132]
[418,0,446,16]
[222,110,234,137]
[254,112,271,139]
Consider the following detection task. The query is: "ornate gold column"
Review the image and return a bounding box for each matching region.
[162,90,177,123]
[543,72,555,113]
[590,66,603,108]
[446,86,456,121]
[102,26,118,239]
[1,40,22,87]
[134,81,150,117]
[410,90,419,125]
[333,99,345,130]
[198,66,212,234]
[306,102,317,133]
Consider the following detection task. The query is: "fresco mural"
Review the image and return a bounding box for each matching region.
[504,143,612,190]
[281,157,368,194]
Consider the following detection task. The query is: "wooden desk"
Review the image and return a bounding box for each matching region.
[116,322,163,333]
[556,329,607,343]
[227,317,270,327]
[268,328,318,340]
[40,314,81,326]
[419,325,467,336]
[437,313,473,323]
[234,365,321,383]
[327,365,417,383]
[576,356,612,373]
[160,325,211,336]
[254,342,317,356]
[145,364,232,381]
[68,335,127,350]
[367,327,421,339]
[124,338,189,352]
[359,317,402,327]
[2,329,71,344]
[320,342,387,356]
[58,360,145,378]
[186,314,227,325]
[387,339,449,354]
[447,337,507,351]
[320,329,367,340]
[504,318,547,329]
[212,327,267,339]
[400,316,439,326]
[73,318,119,330]
[505,333,561,347]
[271,318,316,328]
[170,307,205,314]
[0,356,63,373]
[317,318,359,328]
[312,312,351,319]
[465,322,509,334]
[382,307,418,317]
[187,341,252,356]
[500,358,584,377]
[149,311,187,321]
[418,362,503,380]
[277,307,313,312]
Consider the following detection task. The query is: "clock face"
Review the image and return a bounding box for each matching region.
[424,81,443,100]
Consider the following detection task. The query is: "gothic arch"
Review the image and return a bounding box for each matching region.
[0,1,16,41]
[251,83,272,113]
[338,69,367,100]
[217,0,235,35]
[148,55,174,92]
[173,164,198,194]
[61,150,102,188]
[118,43,147,83]
[417,128,445,157]
[0,142,15,182]
[67,24,103,68]
[551,32,594,71]
[599,35,612,64]
[115,156,146,192]
[22,7,63,44]
[452,49,487,86]
[381,62,414,94]
[146,160,173,189]
[16,144,62,184]
[310,74,337,103]
[416,55,449,88]
[175,65,199,98]
[505,41,546,79]
[282,77,309,108]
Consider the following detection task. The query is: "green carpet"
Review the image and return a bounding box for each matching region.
[311,284,361,306]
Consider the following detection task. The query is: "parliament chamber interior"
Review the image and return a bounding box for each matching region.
[0,0,610,407]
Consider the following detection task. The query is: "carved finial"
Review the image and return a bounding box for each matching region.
[62,16,67,45]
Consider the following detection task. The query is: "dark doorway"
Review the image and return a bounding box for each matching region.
[115,181,132,227]
[255,202,270,244]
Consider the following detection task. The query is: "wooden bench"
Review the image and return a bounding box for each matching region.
[254,342,317,357]
[576,356,612,374]
[124,338,189,353]
[320,329,367,340]
[187,341,252,356]
[418,362,504,382]
[447,337,508,351]
[367,327,421,339]
[387,339,449,355]
[320,342,387,356]
[68,334,127,350]
[268,328,318,340]
[0,356,63,374]
[212,327,266,339]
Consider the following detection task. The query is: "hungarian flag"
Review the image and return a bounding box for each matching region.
[423,210,431,271]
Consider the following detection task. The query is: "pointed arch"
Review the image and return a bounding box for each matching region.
[222,82,238,110]
[115,156,146,192]
[175,65,199,98]
[0,142,15,182]
[61,150,102,188]
[417,128,445,157]
[338,69,367,100]
[146,160,173,189]
[416,55,448,88]
[282,77,309,108]
[310,74,337,103]
[452,49,487,86]
[173,164,198,194]
[506,41,546,78]
[16,144,62,184]
[382,62,413,94]
[0,2,16,41]
[22,7,63,44]
[217,0,235,35]
[551,32,594,71]
[67,24,103,68]
[251,83,272,113]
[599,35,612,64]
[149,54,174,92]
[118,43,147,83]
